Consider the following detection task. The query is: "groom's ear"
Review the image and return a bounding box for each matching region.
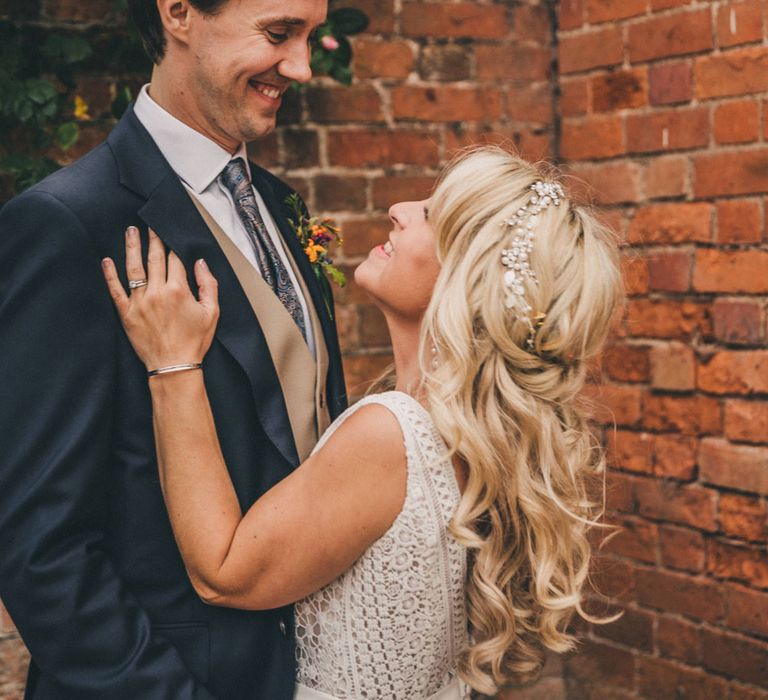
[157,0,193,48]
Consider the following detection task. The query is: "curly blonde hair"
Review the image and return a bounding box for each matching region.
[421,147,624,694]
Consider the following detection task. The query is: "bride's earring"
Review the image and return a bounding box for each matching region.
[430,344,439,371]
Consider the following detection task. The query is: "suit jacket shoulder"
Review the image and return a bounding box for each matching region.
[14,143,116,209]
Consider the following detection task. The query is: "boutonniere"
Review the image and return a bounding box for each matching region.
[285,193,346,320]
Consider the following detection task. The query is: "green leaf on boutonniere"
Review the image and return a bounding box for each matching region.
[325,264,347,288]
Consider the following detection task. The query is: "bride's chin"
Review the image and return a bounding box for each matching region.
[353,259,372,289]
[353,262,387,307]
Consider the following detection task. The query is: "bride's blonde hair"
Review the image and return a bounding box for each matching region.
[421,147,623,694]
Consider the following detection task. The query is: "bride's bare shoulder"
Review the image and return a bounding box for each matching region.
[320,400,407,471]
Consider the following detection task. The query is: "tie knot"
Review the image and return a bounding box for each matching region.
[220,158,250,197]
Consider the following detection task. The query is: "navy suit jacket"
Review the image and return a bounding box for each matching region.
[0,105,347,699]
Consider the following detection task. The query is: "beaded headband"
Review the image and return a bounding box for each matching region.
[500,181,565,349]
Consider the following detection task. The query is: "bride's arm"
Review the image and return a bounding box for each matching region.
[150,372,405,609]
[102,228,406,610]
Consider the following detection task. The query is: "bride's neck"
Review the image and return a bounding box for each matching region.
[387,315,424,399]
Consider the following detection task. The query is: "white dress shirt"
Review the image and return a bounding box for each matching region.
[133,84,316,358]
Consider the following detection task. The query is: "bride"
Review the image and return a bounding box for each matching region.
[102,147,623,699]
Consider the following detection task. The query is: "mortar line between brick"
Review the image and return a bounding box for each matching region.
[547,0,562,162]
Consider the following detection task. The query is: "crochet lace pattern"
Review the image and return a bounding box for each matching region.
[295,391,468,698]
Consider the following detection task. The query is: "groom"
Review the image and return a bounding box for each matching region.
[0,0,345,698]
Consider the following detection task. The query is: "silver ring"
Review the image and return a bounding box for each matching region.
[128,279,148,290]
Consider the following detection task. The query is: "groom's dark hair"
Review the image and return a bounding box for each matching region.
[128,0,230,64]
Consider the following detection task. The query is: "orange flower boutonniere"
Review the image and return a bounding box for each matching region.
[285,193,346,319]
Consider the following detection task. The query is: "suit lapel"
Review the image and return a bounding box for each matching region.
[108,107,300,467]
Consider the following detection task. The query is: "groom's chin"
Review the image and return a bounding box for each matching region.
[237,114,278,143]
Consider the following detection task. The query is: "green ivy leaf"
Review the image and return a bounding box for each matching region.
[42,34,93,65]
[111,84,133,118]
[55,121,80,150]
[0,154,60,192]
[328,8,369,35]
[311,50,335,74]
[330,64,353,86]
[333,35,352,65]
[105,31,152,73]
[25,79,57,106]
[41,98,59,120]
[309,50,323,71]
[14,98,33,123]
[0,80,21,119]
[40,35,63,61]
[35,129,54,150]
[0,153,35,172]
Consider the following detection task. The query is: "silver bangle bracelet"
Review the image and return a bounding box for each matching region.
[147,363,203,378]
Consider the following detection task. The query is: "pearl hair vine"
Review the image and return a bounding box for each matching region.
[501,180,566,349]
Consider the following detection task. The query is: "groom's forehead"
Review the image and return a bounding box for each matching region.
[227,0,328,17]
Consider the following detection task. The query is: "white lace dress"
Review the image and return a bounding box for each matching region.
[294,391,469,700]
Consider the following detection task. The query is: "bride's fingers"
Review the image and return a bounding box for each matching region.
[101,258,130,318]
[195,259,219,316]
[124,226,147,293]
[167,251,190,292]
[146,228,167,288]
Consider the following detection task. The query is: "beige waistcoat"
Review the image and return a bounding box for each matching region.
[190,196,331,463]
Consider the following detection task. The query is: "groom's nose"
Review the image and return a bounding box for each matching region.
[277,42,313,84]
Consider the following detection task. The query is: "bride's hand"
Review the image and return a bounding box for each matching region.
[101,226,219,371]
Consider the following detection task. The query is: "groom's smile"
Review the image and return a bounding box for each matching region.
[247,78,290,108]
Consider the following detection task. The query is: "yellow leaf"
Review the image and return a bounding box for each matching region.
[74,95,91,121]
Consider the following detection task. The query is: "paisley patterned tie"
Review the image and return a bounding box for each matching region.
[220,158,307,340]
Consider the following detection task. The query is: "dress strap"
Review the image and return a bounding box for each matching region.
[311,391,421,455]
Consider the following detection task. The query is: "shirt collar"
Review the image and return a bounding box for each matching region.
[133,84,252,194]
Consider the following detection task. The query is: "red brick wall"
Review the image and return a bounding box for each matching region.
[3,1,767,697]
[560,0,768,697]
[0,1,560,697]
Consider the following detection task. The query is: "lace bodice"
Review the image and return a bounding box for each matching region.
[295,392,468,699]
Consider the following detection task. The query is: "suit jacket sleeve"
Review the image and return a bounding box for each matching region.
[0,190,215,699]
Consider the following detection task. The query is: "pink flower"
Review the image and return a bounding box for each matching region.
[321,35,340,51]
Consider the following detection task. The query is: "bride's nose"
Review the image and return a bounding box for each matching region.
[388,203,405,229]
